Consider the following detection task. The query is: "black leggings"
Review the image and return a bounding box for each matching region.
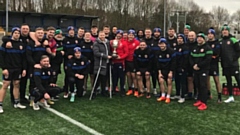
[225,74,240,96]
[94,74,107,94]
[32,86,62,103]
[69,77,84,97]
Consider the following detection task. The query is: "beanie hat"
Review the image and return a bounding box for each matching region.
[184,24,191,30]
[159,38,167,44]
[116,30,123,35]
[55,29,62,35]
[177,34,185,40]
[153,27,162,33]
[11,27,20,35]
[208,27,215,35]
[221,24,230,31]
[74,47,81,52]
[128,29,135,35]
[67,26,75,32]
[197,32,205,40]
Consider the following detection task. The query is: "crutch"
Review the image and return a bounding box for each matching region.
[89,57,102,100]
[109,64,112,99]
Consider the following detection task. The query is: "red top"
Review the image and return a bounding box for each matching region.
[48,38,57,53]
[110,39,129,64]
[125,39,140,61]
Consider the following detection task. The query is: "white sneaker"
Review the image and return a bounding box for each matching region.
[153,90,157,95]
[82,90,87,96]
[224,97,235,103]
[63,93,69,98]
[33,102,40,110]
[0,106,3,113]
[14,103,26,109]
[38,100,50,108]
[171,95,181,100]
[178,98,185,103]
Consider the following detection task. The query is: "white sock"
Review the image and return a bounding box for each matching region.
[71,93,75,97]
[161,93,165,97]
[132,84,134,88]
[166,94,170,98]
[154,88,156,91]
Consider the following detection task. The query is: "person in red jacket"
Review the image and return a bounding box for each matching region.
[110,30,129,96]
[125,30,140,96]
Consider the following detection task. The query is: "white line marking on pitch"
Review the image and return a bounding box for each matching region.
[0,82,104,135]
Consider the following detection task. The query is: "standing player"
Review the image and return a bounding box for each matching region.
[67,47,89,102]
[206,28,222,102]
[133,40,153,98]
[0,27,27,113]
[90,25,98,42]
[62,26,79,98]
[79,32,94,95]
[125,30,140,97]
[167,28,178,49]
[77,27,85,43]
[156,38,176,103]
[219,24,240,103]
[190,32,212,110]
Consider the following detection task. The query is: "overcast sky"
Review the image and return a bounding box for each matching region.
[193,0,240,14]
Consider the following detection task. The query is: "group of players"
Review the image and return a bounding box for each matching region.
[0,23,239,113]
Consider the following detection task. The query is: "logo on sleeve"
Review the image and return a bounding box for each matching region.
[166,54,169,58]
[212,44,215,48]
[145,55,148,58]
[81,61,85,65]
[200,49,204,52]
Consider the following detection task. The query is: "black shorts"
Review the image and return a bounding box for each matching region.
[160,70,173,81]
[137,68,150,76]
[2,69,22,81]
[223,67,240,76]
[209,68,219,76]
[187,68,194,77]
[125,61,135,73]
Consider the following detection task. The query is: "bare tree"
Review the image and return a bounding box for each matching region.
[211,6,231,28]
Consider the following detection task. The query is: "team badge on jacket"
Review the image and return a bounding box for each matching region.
[19,45,23,50]
[75,40,78,44]
[200,49,204,52]
[81,61,84,65]
[227,41,230,45]
[166,54,169,58]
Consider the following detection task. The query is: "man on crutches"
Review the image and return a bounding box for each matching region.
[90,31,112,100]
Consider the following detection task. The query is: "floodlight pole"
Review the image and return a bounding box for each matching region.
[6,0,9,33]
[176,12,179,33]
[163,0,166,37]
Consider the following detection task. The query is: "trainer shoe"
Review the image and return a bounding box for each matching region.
[126,90,133,96]
[43,100,50,108]
[157,96,166,102]
[178,98,185,103]
[14,103,26,109]
[47,99,54,105]
[146,94,151,99]
[165,98,171,104]
[217,98,222,103]
[63,92,69,98]
[0,106,3,113]
[198,103,207,111]
[33,102,40,111]
[29,100,33,107]
[137,93,144,98]
[82,90,87,96]
[224,97,234,103]
[193,100,202,107]
[170,95,181,100]
[70,95,75,102]
[153,90,157,95]
[134,91,139,97]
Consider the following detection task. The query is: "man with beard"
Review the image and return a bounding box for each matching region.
[134,40,153,98]
[136,30,145,41]
[167,28,177,49]
[62,26,79,98]
[172,34,188,103]
[190,32,212,111]
[109,26,118,40]
[103,25,111,40]
[31,55,62,110]
[186,31,197,99]
[90,25,98,42]
[219,24,240,103]
[156,38,176,104]
[206,28,222,103]
[149,27,162,95]
[79,32,94,95]
[77,27,85,44]
[0,27,27,113]
[110,30,129,96]
[125,30,140,97]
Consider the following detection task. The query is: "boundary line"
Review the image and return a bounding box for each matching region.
[0,82,104,135]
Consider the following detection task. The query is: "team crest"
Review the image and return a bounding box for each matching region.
[227,41,230,45]
[202,73,206,76]
[200,49,204,52]
[159,55,162,58]
[193,49,196,52]
[75,40,78,44]
[220,42,222,44]
[212,44,215,48]
[174,48,176,50]
[81,61,84,65]
[179,48,182,52]
[213,71,217,75]
[151,44,154,46]
[144,55,148,58]
[82,46,85,48]
[19,39,22,42]
[67,41,70,44]
[19,45,23,50]
[91,46,93,49]
[73,63,76,65]
[26,39,29,43]
[48,71,51,75]
[133,43,135,46]
[138,55,141,57]
[173,43,176,46]
[19,74,21,79]
[42,72,45,75]
[166,54,169,58]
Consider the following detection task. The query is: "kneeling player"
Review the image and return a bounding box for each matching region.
[67,47,89,102]
[156,38,176,103]
[32,55,63,110]
[134,40,153,98]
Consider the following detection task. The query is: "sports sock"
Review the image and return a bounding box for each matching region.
[0,102,2,106]
[218,93,222,100]
[161,93,165,97]
[14,99,20,104]
[166,94,170,98]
